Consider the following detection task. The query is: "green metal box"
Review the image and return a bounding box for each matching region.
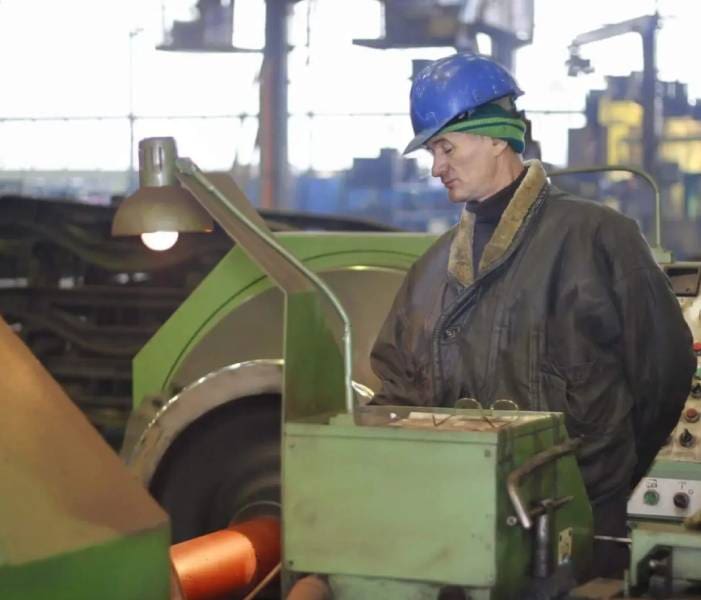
[283,408,593,599]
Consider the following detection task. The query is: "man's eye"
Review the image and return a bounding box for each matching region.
[443,146,453,154]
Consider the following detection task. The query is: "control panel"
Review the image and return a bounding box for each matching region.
[628,476,701,519]
[660,262,701,466]
[655,378,701,464]
[628,262,701,521]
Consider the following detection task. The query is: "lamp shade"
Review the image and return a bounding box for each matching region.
[111,186,214,236]
[112,137,214,237]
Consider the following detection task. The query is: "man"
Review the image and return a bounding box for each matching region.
[370,53,695,576]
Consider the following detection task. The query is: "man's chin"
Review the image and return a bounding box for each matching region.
[447,189,469,203]
[448,187,485,204]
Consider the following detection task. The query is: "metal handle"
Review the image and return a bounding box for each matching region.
[506,437,582,529]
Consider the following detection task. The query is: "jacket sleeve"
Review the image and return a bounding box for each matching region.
[369,268,423,406]
[609,221,695,484]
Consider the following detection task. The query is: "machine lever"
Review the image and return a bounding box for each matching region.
[506,438,582,529]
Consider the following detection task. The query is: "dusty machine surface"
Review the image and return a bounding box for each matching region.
[284,408,592,599]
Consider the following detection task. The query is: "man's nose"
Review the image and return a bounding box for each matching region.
[431,154,446,178]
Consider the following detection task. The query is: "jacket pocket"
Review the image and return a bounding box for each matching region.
[539,360,626,437]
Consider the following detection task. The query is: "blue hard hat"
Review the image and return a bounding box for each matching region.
[404,53,524,154]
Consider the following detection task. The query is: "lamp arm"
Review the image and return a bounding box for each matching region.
[174,157,353,419]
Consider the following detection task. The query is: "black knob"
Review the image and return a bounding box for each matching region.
[673,492,690,509]
[692,382,701,398]
[680,428,695,448]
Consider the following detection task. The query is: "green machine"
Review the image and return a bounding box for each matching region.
[114,139,701,598]
[119,138,598,599]
[284,409,592,598]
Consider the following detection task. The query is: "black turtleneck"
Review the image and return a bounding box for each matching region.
[465,167,527,274]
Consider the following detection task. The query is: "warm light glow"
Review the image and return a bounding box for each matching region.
[140,230,179,251]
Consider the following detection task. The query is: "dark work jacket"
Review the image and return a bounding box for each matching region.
[370,160,694,504]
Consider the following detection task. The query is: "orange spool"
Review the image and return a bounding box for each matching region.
[170,516,281,600]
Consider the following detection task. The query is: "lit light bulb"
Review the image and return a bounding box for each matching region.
[140,231,179,251]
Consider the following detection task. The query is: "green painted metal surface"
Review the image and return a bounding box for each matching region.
[284,290,347,420]
[629,521,701,587]
[645,459,701,481]
[283,409,592,599]
[176,162,357,422]
[1,527,170,600]
[133,232,435,407]
[328,574,489,600]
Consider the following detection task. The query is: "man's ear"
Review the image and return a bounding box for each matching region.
[491,138,509,157]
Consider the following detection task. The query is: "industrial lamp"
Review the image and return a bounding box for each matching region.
[111,135,353,419]
[111,134,353,597]
[112,138,214,251]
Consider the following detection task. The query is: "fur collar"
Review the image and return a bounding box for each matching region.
[447,159,547,287]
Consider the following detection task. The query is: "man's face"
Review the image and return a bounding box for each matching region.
[427,132,500,203]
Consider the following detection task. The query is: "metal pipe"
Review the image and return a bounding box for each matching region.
[260,0,290,210]
[170,516,280,600]
[175,157,354,418]
[593,535,632,545]
[641,15,660,183]
[491,32,517,72]
[506,437,581,530]
[533,509,552,578]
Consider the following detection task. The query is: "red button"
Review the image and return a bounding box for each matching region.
[694,342,701,353]
[685,408,700,423]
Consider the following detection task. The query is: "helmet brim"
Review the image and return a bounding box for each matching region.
[402,127,440,155]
